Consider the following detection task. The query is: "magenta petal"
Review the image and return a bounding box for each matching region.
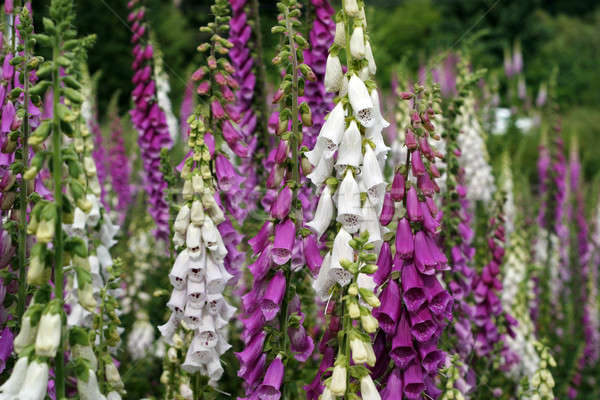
[272,219,295,265]
[374,280,401,334]
[391,312,416,368]
[260,270,286,321]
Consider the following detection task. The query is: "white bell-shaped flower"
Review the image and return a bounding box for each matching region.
[343,0,360,17]
[186,279,206,309]
[365,124,390,159]
[365,42,377,75]
[107,392,122,400]
[96,245,113,271]
[349,26,365,59]
[183,304,203,329]
[86,194,101,227]
[334,21,346,46]
[328,228,354,286]
[182,345,204,373]
[335,121,363,174]
[72,207,87,237]
[186,224,202,259]
[173,231,185,248]
[35,311,61,357]
[174,205,191,235]
[306,186,334,239]
[359,199,382,249]
[205,293,225,315]
[0,356,29,395]
[13,315,38,354]
[207,356,224,383]
[315,102,346,158]
[370,89,390,128]
[17,360,49,400]
[307,154,334,187]
[187,249,207,283]
[304,138,327,167]
[77,369,106,400]
[167,288,187,318]
[329,364,347,396]
[158,314,179,345]
[197,314,218,348]
[169,250,190,289]
[190,200,204,226]
[72,344,98,371]
[340,75,349,97]
[201,217,221,252]
[313,252,334,301]
[205,256,232,294]
[360,145,386,206]
[324,55,344,93]
[360,374,381,400]
[348,75,375,127]
[105,362,124,390]
[336,170,362,234]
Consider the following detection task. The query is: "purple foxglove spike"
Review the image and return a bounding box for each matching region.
[270,187,292,219]
[395,218,414,259]
[411,150,426,176]
[374,279,401,334]
[418,339,444,374]
[289,324,315,362]
[406,186,422,222]
[380,192,394,226]
[374,241,392,285]
[381,369,403,400]
[260,270,286,321]
[303,235,323,276]
[272,219,295,265]
[403,362,425,399]
[402,262,426,312]
[409,306,436,343]
[391,312,416,368]
[390,171,405,202]
[248,245,272,282]
[236,331,267,372]
[414,232,436,274]
[257,357,284,399]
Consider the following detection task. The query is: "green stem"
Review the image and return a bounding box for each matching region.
[16,11,30,321]
[51,40,66,400]
[250,0,270,153]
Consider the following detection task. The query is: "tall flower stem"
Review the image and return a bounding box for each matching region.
[250,0,270,140]
[51,39,66,399]
[16,6,31,321]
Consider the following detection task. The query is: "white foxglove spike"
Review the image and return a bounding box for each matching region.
[335,121,363,174]
[313,252,334,300]
[158,314,179,345]
[307,154,334,187]
[336,170,362,234]
[190,200,204,226]
[186,279,207,309]
[361,145,386,205]
[18,360,49,400]
[328,228,354,286]
[187,249,206,283]
[365,42,376,75]
[173,205,190,235]
[183,304,203,329]
[370,89,390,128]
[316,102,346,157]
[348,75,375,127]
[350,26,365,59]
[334,21,346,46]
[186,224,202,259]
[360,199,383,249]
[169,250,190,288]
[167,288,187,318]
[0,356,29,395]
[306,186,334,239]
[35,312,61,357]
[324,55,344,93]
